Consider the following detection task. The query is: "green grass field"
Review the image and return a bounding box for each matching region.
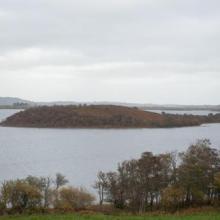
[0,213,219,220]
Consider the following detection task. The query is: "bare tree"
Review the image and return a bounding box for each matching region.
[93,171,107,205]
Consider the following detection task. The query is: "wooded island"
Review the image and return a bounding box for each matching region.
[1,105,220,128]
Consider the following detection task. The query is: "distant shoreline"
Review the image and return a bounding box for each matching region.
[0,106,25,110]
[1,105,220,112]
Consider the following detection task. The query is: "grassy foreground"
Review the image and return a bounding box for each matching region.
[0,213,220,220]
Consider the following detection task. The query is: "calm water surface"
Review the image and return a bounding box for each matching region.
[0,109,220,191]
[0,109,22,122]
[147,109,220,115]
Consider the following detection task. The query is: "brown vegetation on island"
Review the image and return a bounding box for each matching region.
[1,105,220,128]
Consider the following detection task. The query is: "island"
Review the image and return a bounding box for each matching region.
[1,105,220,128]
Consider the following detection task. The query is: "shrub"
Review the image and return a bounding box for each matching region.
[58,187,95,210]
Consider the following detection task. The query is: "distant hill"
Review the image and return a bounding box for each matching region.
[139,104,220,111]
[0,97,34,109]
[0,97,32,106]
[0,97,219,111]
[1,105,220,128]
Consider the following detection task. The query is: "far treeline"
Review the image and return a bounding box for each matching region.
[1,105,220,128]
[94,139,220,212]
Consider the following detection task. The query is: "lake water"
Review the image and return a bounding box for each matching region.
[0,109,220,192]
[0,109,22,122]
[146,109,220,115]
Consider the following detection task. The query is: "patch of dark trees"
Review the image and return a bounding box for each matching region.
[94,139,220,212]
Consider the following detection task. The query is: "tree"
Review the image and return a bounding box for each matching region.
[93,171,107,205]
[41,177,53,208]
[162,185,185,211]
[178,139,220,206]
[55,173,68,190]
[25,176,53,208]
[1,180,42,212]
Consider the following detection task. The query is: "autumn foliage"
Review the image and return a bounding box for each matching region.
[94,140,220,212]
[1,105,220,128]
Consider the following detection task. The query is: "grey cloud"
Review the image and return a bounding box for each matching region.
[0,0,219,104]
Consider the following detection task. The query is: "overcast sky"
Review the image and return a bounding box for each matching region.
[0,0,219,104]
